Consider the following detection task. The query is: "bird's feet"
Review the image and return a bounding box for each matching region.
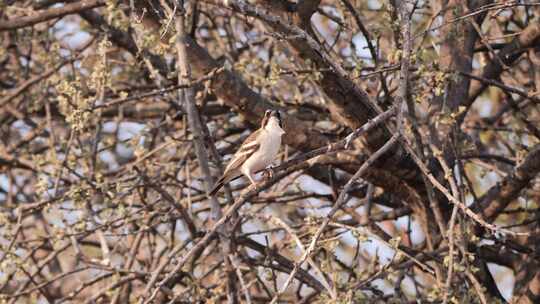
[262,167,275,181]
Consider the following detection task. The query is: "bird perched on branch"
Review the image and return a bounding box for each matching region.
[210,110,285,195]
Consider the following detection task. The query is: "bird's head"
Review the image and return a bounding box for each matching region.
[262,110,285,134]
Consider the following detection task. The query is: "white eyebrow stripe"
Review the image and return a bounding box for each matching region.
[236,147,258,158]
[241,140,259,149]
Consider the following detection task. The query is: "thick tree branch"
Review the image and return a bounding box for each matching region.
[0,0,106,31]
[174,9,238,304]
[459,22,540,124]
[473,143,540,222]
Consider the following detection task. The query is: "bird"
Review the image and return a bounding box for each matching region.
[209,110,285,196]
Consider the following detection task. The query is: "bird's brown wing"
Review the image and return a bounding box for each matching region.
[210,130,262,195]
[222,129,261,175]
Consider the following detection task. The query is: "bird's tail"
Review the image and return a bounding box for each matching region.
[209,176,225,196]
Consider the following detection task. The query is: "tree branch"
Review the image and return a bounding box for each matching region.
[0,0,106,31]
[473,143,540,222]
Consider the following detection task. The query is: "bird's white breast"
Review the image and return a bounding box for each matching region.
[258,128,282,164]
